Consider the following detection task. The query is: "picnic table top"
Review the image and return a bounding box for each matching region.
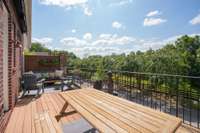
[59,88,182,133]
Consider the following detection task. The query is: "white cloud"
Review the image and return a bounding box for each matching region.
[32,37,53,44]
[59,34,137,57]
[144,10,166,27]
[110,0,133,6]
[112,21,125,29]
[83,33,92,41]
[32,37,54,49]
[92,34,135,47]
[71,29,76,33]
[39,0,92,16]
[83,6,93,16]
[60,37,87,48]
[99,34,117,39]
[39,0,88,7]
[112,21,122,29]
[146,10,161,17]
[38,33,200,58]
[190,13,200,25]
[143,18,167,26]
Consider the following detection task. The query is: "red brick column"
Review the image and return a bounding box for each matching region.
[0,3,4,115]
[8,15,12,109]
[0,1,24,132]
[0,29,3,115]
[0,2,10,132]
[8,15,15,109]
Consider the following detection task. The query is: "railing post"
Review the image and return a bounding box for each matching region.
[107,71,113,94]
[176,77,179,117]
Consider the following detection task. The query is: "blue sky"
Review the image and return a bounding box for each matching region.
[32,0,200,57]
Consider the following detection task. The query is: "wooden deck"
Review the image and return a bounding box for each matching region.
[61,88,182,133]
[5,92,81,133]
[4,91,200,133]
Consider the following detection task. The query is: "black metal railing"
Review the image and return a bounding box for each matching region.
[67,67,200,129]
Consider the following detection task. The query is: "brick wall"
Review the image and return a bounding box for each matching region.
[0,3,8,132]
[0,1,4,116]
[0,30,3,115]
[0,1,7,132]
[25,55,65,72]
[0,0,25,132]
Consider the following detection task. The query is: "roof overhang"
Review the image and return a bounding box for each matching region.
[13,0,27,33]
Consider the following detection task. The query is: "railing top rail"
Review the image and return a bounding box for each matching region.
[112,70,200,79]
[67,67,200,79]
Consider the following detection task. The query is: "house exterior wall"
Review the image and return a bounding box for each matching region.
[0,0,31,132]
[0,0,5,117]
[23,0,32,50]
[25,55,66,72]
[2,1,9,112]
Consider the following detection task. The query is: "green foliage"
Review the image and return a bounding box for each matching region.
[30,43,51,52]
[31,35,200,78]
[71,35,200,77]
[38,59,60,66]
[24,49,33,55]
[91,64,108,81]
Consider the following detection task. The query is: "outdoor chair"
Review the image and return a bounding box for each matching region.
[21,73,45,97]
[61,76,74,91]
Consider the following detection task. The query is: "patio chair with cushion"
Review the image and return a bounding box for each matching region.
[21,73,45,97]
[41,70,64,92]
[61,76,74,91]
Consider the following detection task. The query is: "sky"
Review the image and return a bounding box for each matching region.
[32,0,200,57]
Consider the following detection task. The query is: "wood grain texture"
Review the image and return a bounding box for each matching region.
[60,88,182,133]
[5,93,81,133]
[4,89,196,133]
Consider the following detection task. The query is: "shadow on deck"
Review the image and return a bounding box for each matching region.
[5,89,96,133]
[4,88,200,133]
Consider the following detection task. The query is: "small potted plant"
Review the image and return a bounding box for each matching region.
[91,66,107,90]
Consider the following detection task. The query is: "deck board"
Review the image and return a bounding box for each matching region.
[4,90,198,133]
[70,92,134,133]
[23,103,32,133]
[5,93,81,133]
[60,88,182,133]
[61,93,116,133]
[31,100,37,133]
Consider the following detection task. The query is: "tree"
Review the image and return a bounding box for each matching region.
[30,43,50,52]
[69,35,200,77]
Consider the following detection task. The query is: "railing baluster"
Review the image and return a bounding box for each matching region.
[190,82,192,126]
[176,77,179,117]
[198,98,200,128]
[150,75,153,108]
[72,68,200,129]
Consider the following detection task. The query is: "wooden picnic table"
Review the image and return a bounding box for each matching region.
[59,88,182,133]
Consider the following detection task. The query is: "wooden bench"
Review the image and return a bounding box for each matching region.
[59,88,182,133]
[176,124,200,133]
[34,111,63,133]
[5,95,64,133]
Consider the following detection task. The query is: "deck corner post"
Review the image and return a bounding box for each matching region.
[107,71,113,94]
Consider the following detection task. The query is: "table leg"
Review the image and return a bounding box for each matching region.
[56,101,69,121]
[61,79,64,91]
[60,101,69,115]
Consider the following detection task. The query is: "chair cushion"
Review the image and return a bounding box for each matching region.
[49,72,55,78]
[55,81,62,85]
[64,80,72,84]
[41,73,49,78]
[35,73,42,79]
[24,71,34,74]
[36,83,43,87]
[55,70,63,78]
